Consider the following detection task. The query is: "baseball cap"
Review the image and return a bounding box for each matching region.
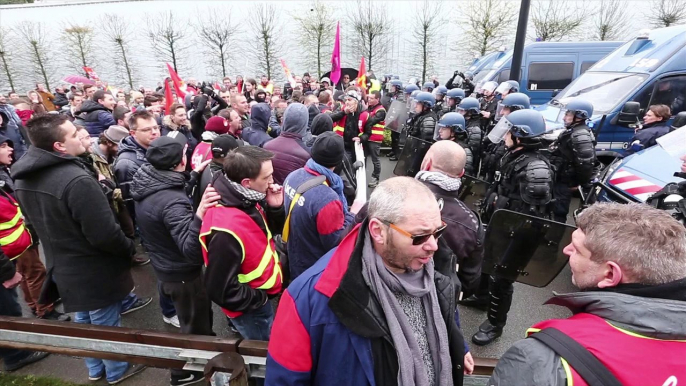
[146,131,187,170]
[211,134,241,158]
[321,77,331,84]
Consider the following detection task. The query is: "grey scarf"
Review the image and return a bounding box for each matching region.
[416,170,462,192]
[226,176,266,202]
[361,233,453,386]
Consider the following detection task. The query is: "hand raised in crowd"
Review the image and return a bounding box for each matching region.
[193,159,213,174]
[2,271,22,289]
[352,137,360,143]
[463,352,475,375]
[196,185,221,220]
[266,183,283,208]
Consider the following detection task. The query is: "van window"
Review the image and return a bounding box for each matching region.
[497,69,511,84]
[528,62,574,91]
[580,62,596,74]
[649,76,686,116]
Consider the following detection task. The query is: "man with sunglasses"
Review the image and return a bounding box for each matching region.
[267,177,468,386]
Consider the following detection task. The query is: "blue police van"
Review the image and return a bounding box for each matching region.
[537,25,686,163]
[465,48,510,79]
[473,41,623,105]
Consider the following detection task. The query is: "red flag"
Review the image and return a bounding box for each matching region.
[164,78,173,115]
[330,22,341,85]
[280,58,297,88]
[166,63,186,99]
[356,57,367,90]
[83,66,100,80]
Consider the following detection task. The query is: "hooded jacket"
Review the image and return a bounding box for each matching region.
[131,164,203,282]
[161,114,199,171]
[113,136,148,200]
[242,103,272,148]
[11,146,135,312]
[0,105,27,160]
[305,113,334,147]
[79,99,116,137]
[489,285,686,386]
[264,103,311,185]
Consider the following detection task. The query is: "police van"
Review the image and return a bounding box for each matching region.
[473,41,623,105]
[537,25,686,163]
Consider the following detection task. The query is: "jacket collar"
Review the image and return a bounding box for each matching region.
[547,290,686,339]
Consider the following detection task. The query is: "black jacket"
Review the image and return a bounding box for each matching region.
[329,219,465,386]
[0,249,14,283]
[12,147,135,312]
[203,173,285,314]
[408,109,437,142]
[423,181,484,296]
[53,92,69,109]
[131,164,203,282]
[113,136,148,200]
[330,107,363,149]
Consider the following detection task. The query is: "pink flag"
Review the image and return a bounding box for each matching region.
[330,22,341,85]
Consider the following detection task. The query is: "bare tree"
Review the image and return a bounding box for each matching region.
[249,4,284,81]
[649,0,686,27]
[531,0,588,41]
[196,7,239,79]
[0,27,20,92]
[63,23,96,75]
[410,1,444,84]
[593,0,629,41]
[292,0,336,78]
[348,0,391,71]
[101,14,136,89]
[14,21,55,91]
[147,11,191,74]
[464,0,517,57]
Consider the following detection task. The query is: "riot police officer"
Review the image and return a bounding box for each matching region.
[422,81,435,93]
[437,112,477,176]
[445,88,465,114]
[494,80,519,101]
[383,79,406,161]
[457,97,484,167]
[433,86,449,118]
[479,81,499,132]
[549,98,596,223]
[471,109,554,346]
[408,91,437,142]
[482,93,531,182]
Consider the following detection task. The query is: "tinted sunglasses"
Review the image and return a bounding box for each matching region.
[381,220,447,245]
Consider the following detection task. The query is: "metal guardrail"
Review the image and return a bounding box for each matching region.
[0,316,497,384]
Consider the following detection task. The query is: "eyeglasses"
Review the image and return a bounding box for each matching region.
[380,220,447,246]
[136,125,160,133]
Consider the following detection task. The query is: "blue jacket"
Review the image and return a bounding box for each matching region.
[79,100,116,137]
[282,167,354,280]
[0,105,27,160]
[266,223,466,386]
[242,103,272,147]
[626,122,670,155]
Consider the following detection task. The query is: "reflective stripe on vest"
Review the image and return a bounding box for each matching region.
[0,211,21,231]
[360,105,386,143]
[0,193,31,259]
[333,114,346,137]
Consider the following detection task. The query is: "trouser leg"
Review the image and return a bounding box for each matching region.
[486,275,514,328]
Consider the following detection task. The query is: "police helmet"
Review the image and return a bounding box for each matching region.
[565,98,594,120]
[463,72,474,81]
[415,91,436,108]
[502,93,531,111]
[392,75,400,80]
[410,90,420,99]
[458,97,481,115]
[495,80,520,96]
[437,112,466,133]
[390,79,403,90]
[422,82,435,92]
[446,88,466,103]
[506,109,547,139]
[434,86,448,97]
[404,84,419,95]
[482,81,498,94]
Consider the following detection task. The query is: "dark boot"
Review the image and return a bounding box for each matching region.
[472,320,503,346]
[471,276,514,346]
[458,294,488,311]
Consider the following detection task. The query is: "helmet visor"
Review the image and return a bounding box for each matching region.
[495,102,505,121]
[495,82,511,95]
[488,117,513,143]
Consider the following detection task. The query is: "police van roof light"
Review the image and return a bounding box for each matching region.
[636,29,650,40]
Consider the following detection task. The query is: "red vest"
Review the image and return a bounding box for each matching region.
[0,192,32,259]
[528,313,686,386]
[333,115,346,137]
[199,205,283,318]
[190,141,212,171]
[359,104,385,143]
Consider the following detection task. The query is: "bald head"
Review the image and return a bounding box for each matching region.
[421,141,466,177]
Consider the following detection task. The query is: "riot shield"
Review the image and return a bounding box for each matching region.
[385,100,409,133]
[458,174,490,212]
[482,210,574,287]
[393,136,432,177]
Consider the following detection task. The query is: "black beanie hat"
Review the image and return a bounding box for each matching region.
[310,113,333,136]
[311,132,344,168]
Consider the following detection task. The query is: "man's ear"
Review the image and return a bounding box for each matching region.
[52,141,65,153]
[597,261,624,289]
[240,178,251,189]
[368,219,386,245]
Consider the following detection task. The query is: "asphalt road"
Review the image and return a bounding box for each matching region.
[8,155,578,385]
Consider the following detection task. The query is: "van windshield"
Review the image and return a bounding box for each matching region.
[554,72,648,114]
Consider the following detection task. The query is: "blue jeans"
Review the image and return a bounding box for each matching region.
[74,302,129,382]
[0,285,35,366]
[157,281,177,318]
[230,301,274,341]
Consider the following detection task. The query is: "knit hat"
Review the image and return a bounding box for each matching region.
[310,113,333,136]
[211,134,241,158]
[311,132,344,168]
[146,131,187,170]
[205,116,230,134]
[104,125,129,144]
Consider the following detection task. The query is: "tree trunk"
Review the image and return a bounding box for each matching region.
[78,35,88,73]
[32,42,50,91]
[171,44,178,73]
[368,35,373,71]
[118,41,134,89]
[220,45,227,77]
[0,53,15,92]
[317,34,322,79]
[421,27,428,84]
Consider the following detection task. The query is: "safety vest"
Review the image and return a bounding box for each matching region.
[527,313,686,386]
[333,114,346,137]
[359,104,386,143]
[199,205,283,318]
[0,191,32,260]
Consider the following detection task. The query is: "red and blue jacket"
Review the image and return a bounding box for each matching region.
[266,222,465,386]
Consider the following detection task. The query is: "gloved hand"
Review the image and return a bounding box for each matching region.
[202,86,214,96]
[454,70,460,77]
